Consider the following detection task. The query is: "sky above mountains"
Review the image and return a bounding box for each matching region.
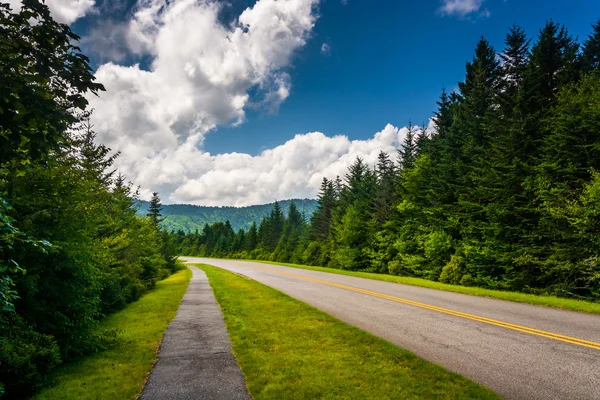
[8,0,600,205]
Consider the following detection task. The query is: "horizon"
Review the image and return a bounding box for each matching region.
[9,0,600,206]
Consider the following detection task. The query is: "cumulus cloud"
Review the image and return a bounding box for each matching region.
[81,20,131,63]
[86,0,323,204]
[321,42,331,55]
[438,0,487,18]
[7,0,95,24]
[168,124,417,206]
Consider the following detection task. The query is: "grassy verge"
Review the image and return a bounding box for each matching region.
[227,259,600,315]
[35,268,192,400]
[199,263,499,400]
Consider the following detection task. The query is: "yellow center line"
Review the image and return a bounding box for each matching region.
[238,263,600,352]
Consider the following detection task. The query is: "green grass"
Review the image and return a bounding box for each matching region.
[34,268,192,400]
[230,259,600,315]
[199,263,500,400]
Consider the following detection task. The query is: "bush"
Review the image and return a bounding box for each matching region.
[0,315,61,398]
[439,255,466,285]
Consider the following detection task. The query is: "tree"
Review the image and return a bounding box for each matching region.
[582,19,600,71]
[244,223,258,251]
[500,24,530,116]
[373,151,397,225]
[310,178,336,241]
[147,192,164,225]
[432,87,454,137]
[0,0,104,165]
[399,122,417,170]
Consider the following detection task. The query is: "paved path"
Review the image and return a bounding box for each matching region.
[140,266,250,400]
[184,258,600,400]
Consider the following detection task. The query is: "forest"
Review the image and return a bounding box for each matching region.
[176,20,600,302]
[137,199,318,232]
[0,2,178,398]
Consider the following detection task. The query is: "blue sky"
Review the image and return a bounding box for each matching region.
[30,0,600,205]
[207,0,600,154]
[71,0,600,155]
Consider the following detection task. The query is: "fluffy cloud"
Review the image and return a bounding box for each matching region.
[321,42,331,56]
[7,0,95,24]
[438,0,486,18]
[87,0,322,204]
[84,0,429,206]
[167,124,420,206]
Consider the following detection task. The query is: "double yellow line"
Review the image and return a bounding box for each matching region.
[242,263,600,352]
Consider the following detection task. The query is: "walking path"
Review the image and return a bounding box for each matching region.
[140,266,250,400]
[183,258,600,400]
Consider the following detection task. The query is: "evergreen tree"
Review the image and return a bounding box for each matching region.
[432,87,454,137]
[582,19,600,71]
[147,192,164,225]
[311,178,337,241]
[500,24,530,116]
[399,122,417,170]
[373,151,397,225]
[244,223,258,252]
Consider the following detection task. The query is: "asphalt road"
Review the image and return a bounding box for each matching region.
[183,257,600,400]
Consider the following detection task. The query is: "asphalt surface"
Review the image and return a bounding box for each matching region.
[183,257,600,400]
[140,266,250,400]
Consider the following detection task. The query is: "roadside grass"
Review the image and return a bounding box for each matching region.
[199,263,500,400]
[34,268,192,400]
[233,259,600,315]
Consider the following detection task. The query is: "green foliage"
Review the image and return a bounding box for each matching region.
[33,269,191,400]
[146,192,164,226]
[176,19,600,305]
[136,199,318,233]
[0,0,103,164]
[202,264,500,400]
[0,3,178,397]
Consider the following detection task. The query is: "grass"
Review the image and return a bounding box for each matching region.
[34,268,192,400]
[228,259,600,315]
[199,263,500,400]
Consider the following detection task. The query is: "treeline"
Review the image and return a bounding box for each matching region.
[176,20,600,301]
[137,199,318,233]
[0,3,178,398]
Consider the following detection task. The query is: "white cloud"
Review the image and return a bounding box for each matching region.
[167,123,415,206]
[321,42,331,55]
[81,20,131,63]
[7,0,95,24]
[438,0,486,18]
[87,0,321,204]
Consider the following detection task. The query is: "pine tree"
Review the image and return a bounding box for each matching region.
[399,122,417,170]
[500,24,530,116]
[525,21,579,114]
[432,88,454,137]
[264,201,284,251]
[244,223,258,251]
[310,178,337,241]
[582,19,600,71]
[415,124,430,155]
[274,202,305,262]
[373,151,396,224]
[147,192,164,225]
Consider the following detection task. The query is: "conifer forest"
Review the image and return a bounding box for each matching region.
[0,2,179,397]
[175,21,600,302]
[2,0,600,397]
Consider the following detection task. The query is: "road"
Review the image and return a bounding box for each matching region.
[182,258,600,400]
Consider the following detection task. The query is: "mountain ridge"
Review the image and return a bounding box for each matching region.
[136,198,318,233]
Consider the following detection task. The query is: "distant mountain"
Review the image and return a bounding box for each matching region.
[136,199,319,233]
